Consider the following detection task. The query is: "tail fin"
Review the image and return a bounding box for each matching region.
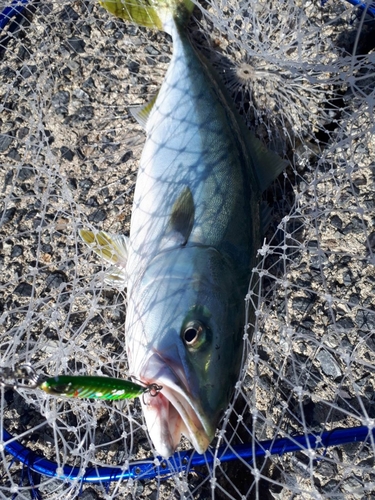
[99,0,194,30]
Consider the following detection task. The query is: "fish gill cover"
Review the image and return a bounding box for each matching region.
[0,0,375,499]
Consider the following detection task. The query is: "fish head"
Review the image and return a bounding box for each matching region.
[126,246,245,457]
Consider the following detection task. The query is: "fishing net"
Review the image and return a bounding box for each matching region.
[0,0,375,498]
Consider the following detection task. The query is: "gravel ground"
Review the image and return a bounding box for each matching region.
[0,1,375,499]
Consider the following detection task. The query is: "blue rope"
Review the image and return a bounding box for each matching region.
[343,0,375,16]
[0,0,31,31]
[3,426,375,482]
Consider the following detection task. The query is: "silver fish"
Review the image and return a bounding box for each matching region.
[80,0,286,457]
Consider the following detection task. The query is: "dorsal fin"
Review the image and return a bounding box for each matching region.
[247,132,288,192]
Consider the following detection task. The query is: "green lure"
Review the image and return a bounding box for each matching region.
[40,375,162,400]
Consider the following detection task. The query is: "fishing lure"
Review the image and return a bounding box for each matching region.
[0,365,162,401]
[39,375,162,400]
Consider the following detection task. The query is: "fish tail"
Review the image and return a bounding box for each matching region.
[99,0,194,31]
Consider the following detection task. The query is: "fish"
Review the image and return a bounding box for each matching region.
[80,0,287,457]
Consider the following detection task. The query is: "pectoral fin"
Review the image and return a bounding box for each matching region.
[169,186,195,244]
[161,187,195,249]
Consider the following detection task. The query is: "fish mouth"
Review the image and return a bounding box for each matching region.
[137,352,213,458]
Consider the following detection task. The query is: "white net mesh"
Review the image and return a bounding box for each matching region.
[1,0,375,498]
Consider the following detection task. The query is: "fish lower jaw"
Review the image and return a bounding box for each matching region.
[141,389,212,458]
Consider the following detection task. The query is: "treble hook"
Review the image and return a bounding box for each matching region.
[129,376,163,404]
[145,383,163,397]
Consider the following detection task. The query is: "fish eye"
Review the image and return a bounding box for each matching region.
[182,321,206,348]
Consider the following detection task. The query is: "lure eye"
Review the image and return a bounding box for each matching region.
[48,383,72,394]
[182,321,206,348]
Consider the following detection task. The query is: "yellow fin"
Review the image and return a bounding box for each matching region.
[79,230,128,266]
[99,0,163,29]
[99,0,194,30]
[130,93,159,129]
[79,229,128,286]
